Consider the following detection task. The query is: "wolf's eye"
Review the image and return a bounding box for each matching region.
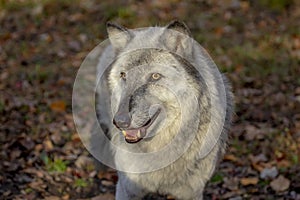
[151,73,161,81]
[120,72,126,80]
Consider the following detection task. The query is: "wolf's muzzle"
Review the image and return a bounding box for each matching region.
[113,112,131,129]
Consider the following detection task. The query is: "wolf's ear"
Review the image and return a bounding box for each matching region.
[166,20,191,36]
[161,20,193,57]
[106,22,132,53]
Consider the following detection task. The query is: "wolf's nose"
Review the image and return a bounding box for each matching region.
[113,112,131,129]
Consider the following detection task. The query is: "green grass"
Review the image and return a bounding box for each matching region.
[258,0,294,11]
[0,0,36,11]
[291,155,298,165]
[0,100,4,113]
[74,178,89,188]
[297,78,300,85]
[210,172,224,183]
[42,154,69,173]
[258,180,270,187]
[24,187,33,194]
[0,0,81,12]
[27,64,51,84]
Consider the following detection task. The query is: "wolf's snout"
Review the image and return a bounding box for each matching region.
[113,112,131,129]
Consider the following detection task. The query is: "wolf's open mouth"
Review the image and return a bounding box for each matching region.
[122,109,161,143]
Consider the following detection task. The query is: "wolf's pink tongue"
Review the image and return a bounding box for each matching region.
[122,128,147,143]
[124,129,139,138]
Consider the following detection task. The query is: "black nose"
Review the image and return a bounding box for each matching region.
[113,112,131,129]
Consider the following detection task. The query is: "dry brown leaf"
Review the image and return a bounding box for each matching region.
[167,195,175,199]
[35,144,43,152]
[224,154,238,162]
[91,193,115,200]
[71,133,81,143]
[50,100,66,112]
[23,168,44,178]
[249,154,270,172]
[44,196,60,200]
[244,124,262,141]
[19,137,35,150]
[277,160,292,168]
[101,180,114,187]
[240,177,259,186]
[50,132,65,145]
[295,87,300,95]
[260,161,276,169]
[62,194,70,200]
[252,162,264,172]
[223,177,239,191]
[43,139,54,151]
[75,155,94,170]
[270,175,290,192]
[249,153,268,164]
[29,180,46,192]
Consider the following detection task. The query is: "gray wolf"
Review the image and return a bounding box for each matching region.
[95,20,233,200]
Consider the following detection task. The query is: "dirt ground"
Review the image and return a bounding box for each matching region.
[0,0,300,199]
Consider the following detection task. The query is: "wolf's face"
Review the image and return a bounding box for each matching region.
[109,50,188,143]
[107,22,202,144]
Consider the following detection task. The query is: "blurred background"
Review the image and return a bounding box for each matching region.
[0,0,299,199]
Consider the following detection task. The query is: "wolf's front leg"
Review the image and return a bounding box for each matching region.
[115,174,147,200]
[194,193,203,200]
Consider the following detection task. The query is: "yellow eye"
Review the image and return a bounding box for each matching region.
[120,72,126,79]
[151,73,161,80]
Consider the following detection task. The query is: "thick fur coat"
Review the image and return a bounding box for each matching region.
[95,21,233,200]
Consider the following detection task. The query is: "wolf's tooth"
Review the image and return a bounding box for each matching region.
[122,130,127,136]
[137,130,141,138]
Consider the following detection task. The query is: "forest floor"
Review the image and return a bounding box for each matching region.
[0,0,300,199]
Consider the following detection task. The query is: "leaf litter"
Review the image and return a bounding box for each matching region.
[0,0,300,199]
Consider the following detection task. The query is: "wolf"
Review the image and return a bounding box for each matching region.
[95,21,233,200]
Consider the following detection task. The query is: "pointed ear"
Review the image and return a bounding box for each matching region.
[161,20,193,57]
[106,22,132,53]
[165,20,191,36]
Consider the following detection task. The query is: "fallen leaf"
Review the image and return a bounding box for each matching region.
[35,144,43,152]
[97,170,118,183]
[10,149,21,160]
[295,87,300,95]
[228,196,243,200]
[244,124,261,140]
[50,100,66,112]
[71,133,81,143]
[44,196,60,200]
[224,154,238,162]
[270,175,290,192]
[62,194,70,200]
[50,132,65,145]
[29,180,46,192]
[75,155,94,170]
[260,166,278,180]
[91,193,115,200]
[19,137,35,150]
[101,180,114,187]
[23,168,44,178]
[167,195,175,199]
[249,153,268,164]
[252,162,264,172]
[250,153,269,172]
[223,177,239,191]
[240,177,259,186]
[277,159,292,168]
[43,139,54,151]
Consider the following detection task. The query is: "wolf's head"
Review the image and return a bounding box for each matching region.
[106,21,209,145]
